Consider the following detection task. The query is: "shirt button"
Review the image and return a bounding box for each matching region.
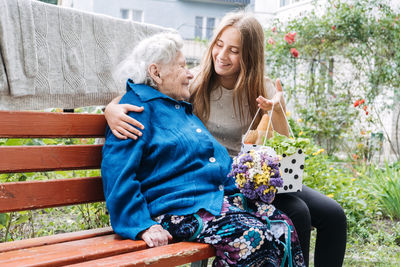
[196,128,202,133]
[209,157,216,163]
[175,104,180,109]
[218,185,224,191]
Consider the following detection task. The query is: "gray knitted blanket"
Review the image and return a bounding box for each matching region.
[0,0,169,110]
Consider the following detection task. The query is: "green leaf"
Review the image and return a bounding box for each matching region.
[264,132,311,156]
[14,214,29,225]
[0,213,10,227]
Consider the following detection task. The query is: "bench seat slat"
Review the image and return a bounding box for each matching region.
[68,242,216,267]
[0,234,147,267]
[0,227,113,253]
[0,145,103,173]
[0,111,106,138]
[0,177,105,213]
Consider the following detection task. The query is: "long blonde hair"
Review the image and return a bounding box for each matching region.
[190,12,266,126]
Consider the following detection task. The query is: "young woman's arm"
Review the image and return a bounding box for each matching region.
[104,95,145,139]
[256,79,290,137]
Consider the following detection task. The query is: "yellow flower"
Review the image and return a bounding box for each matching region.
[286,111,291,117]
[236,174,246,187]
[299,131,303,136]
[313,148,325,156]
[351,178,356,182]
[255,172,271,186]
[261,163,271,172]
[245,162,254,168]
[326,194,334,198]
[297,118,303,123]
[329,167,333,171]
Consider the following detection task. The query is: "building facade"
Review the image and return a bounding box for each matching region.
[60,0,250,40]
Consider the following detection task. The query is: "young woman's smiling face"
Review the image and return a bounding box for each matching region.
[212,26,241,87]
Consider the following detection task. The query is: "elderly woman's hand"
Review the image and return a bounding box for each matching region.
[104,96,145,140]
[256,79,286,114]
[139,224,173,247]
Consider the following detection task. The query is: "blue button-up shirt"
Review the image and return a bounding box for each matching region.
[101,80,237,240]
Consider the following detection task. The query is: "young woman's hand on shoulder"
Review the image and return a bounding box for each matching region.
[104,95,145,140]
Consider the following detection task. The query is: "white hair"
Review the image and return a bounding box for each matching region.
[115,32,184,88]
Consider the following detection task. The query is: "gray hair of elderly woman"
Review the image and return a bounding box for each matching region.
[115,32,184,88]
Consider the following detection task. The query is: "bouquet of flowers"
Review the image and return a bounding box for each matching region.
[242,111,309,194]
[228,149,283,204]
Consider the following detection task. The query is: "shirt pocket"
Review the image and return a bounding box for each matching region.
[173,127,215,163]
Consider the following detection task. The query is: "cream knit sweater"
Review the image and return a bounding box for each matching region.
[0,0,169,110]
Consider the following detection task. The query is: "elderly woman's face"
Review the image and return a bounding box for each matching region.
[157,52,193,101]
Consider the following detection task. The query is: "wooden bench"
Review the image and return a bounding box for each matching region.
[0,110,215,266]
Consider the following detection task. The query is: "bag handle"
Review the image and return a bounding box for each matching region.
[243,100,294,146]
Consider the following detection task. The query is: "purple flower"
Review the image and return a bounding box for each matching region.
[241,181,257,200]
[259,191,275,204]
[270,177,283,187]
[255,184,268,198]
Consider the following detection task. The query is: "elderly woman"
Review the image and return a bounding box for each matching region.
[101,32,305,267]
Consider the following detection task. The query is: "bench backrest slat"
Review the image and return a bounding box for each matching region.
[0,145,103,173]
[0,111,107,212]
[0,111,106,138]
[0,177,105,213]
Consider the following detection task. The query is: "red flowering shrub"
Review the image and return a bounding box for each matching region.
[290,48,299,58]
[284,32,296,44]
[353,99,369,115]
[268,37,276,45]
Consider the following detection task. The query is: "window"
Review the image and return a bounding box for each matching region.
[131,10,143,22]
[195,16,203,39]
[206,17,215,40]
[280,0,290,7]
[121,9,129,19]
[120,9,143,22]
[195,16,215,40]
[280,0,303,7]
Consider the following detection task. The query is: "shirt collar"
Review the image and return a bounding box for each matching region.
[126,79,193,113]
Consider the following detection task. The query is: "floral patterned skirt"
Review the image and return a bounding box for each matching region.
[154,193,305,267]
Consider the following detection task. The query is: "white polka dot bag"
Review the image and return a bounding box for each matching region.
[241,106,306,194]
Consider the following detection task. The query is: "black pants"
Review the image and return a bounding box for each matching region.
[273,185,347,267]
